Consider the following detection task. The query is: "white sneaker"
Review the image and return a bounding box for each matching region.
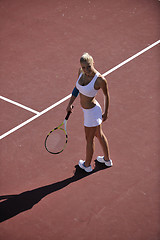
[97,156,113,167]
[79,160,93,173]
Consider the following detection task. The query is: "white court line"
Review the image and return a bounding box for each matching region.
[0,39,160,140]
[102,40,160,76]
[0,96,40,115]
[0,94,72,140]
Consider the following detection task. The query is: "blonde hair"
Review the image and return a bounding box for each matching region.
[80,52,94,64]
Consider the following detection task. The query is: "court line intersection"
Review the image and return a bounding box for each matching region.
[0,39,160,140]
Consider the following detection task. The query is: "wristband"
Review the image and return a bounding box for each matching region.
[72,87,79,97]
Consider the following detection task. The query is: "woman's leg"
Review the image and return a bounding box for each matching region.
[95,124,110,161]
[84,126,97,167]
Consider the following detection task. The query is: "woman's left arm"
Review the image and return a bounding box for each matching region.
[99,76,110,122]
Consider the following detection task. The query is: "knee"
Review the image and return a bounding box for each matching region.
[95,128,103,139]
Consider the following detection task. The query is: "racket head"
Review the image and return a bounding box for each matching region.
[45,127,68,154]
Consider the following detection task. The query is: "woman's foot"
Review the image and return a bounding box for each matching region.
[79,160,93,172]
[97,156,113,167]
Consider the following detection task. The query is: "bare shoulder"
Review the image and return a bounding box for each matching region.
[96,74,107,88]
[98,74,106,81]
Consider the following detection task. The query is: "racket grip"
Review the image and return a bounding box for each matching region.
[65,106,74,120]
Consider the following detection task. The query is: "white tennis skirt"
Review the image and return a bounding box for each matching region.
[82,100,102,127]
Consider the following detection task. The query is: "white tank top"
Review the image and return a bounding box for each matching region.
[76,72,100,97]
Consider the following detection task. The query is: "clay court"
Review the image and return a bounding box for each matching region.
[0,0,160,239]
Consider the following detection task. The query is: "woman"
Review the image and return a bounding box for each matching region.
[66,53,113,172]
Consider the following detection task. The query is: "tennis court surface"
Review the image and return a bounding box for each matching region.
[0,1,160,240]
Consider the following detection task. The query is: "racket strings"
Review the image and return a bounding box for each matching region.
[45,129,67,154]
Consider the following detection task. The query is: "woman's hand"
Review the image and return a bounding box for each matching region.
[66,105,73,113]
[66,95,76,113]
[102,112,108,122]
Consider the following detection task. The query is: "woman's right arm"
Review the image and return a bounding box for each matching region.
[66,94,76,112]
[66,69,82,112]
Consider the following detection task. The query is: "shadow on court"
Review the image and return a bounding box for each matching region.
[0,161,111,223]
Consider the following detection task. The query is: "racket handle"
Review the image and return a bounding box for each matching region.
[65,106,74,120]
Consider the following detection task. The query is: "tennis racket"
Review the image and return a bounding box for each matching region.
[45,110,72,154]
